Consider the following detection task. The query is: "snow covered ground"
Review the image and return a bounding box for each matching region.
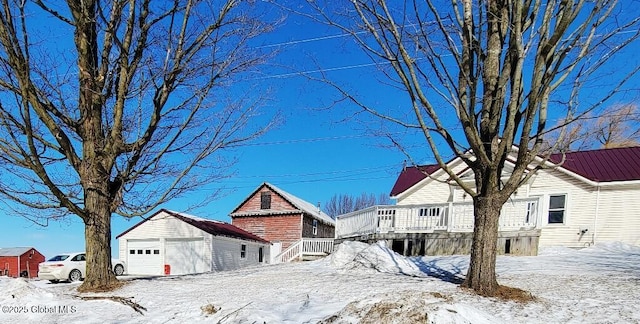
[1,241,639,323]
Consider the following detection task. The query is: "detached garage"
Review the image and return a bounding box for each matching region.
[117,209,270,276]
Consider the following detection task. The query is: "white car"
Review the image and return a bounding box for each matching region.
[38,252,126,283]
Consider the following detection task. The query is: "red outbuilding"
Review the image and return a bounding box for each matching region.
[0,247,45,278]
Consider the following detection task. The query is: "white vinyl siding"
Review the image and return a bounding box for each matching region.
[397,180,452,205]
[396,160,468,205]
[530,168,597,247]
[211,236,266,272]
[592,185,640,246]
[118,210,269,275]
[165,238,207,275]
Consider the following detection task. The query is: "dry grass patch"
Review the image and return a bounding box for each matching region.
[494,285,536,302]
[77,280,126,293]
[201,303,220,316]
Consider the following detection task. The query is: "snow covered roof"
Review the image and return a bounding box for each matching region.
[230,182,335,225]
[0,247,35,257]
[116,209,270,244]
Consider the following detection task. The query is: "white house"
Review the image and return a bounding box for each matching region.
[117,209,270,276]
[336,146,640,255]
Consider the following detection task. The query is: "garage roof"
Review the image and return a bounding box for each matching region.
[167,210,270,244]
[116,209,270,244]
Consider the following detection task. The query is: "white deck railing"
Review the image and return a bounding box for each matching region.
[336,197,539,239]
[273,238,335,263]
[302,238,334,255]
[274,240,302,263]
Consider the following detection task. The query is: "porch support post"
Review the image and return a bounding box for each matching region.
[403,239,409,256]
[448,202,454,232]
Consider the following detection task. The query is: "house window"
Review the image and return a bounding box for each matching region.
[548,194,566,224]
[525,201,537,224]
[312,219,318,236]
[261,192,271,209]
[241,244,247,258]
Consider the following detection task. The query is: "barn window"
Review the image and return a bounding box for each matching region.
[137,249,143,254]
[261,192,271,209]
[129,250,135,254]
[145,250,151,254]
[241,244,247,258]
[548,194,567,224]
[153,250,160,255]
[312,219,318,236]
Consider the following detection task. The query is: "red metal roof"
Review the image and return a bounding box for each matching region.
[390,164,441,197]
[391,147,640,196]
[116,209,270,244]
[549,146,640,182]
[168,211,270,244]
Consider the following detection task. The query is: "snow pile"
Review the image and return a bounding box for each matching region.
[0,277,57,301]
[321,290,501,324]
[327,240,425,277]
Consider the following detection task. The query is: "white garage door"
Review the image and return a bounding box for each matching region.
[165,238,207,275]
[126,239,162,275]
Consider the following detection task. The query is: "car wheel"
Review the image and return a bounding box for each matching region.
[68,269,82,282]
[49,280,59,284]
[114,264,124,276]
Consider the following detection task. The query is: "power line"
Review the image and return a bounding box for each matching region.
[257,31,368,49]
[230,164,397,179]
[228,133,400,147]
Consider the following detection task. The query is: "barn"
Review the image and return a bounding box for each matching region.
[117,209,270,276]
[0,247,45,278]
[230,182,335,262]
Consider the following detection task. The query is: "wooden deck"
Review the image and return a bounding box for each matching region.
[335,197,541,256]
[336,197,539,238]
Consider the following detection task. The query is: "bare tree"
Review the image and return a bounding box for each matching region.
[325,192,390,218]
[306,0,640,296]
[0,0,278,292]
[544,103,640,152]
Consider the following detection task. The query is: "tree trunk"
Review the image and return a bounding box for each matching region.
[462,194,502,296]
[77,187,119,292]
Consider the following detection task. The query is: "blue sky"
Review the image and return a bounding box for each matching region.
[1,2,639,260]
[0,3,414,259]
